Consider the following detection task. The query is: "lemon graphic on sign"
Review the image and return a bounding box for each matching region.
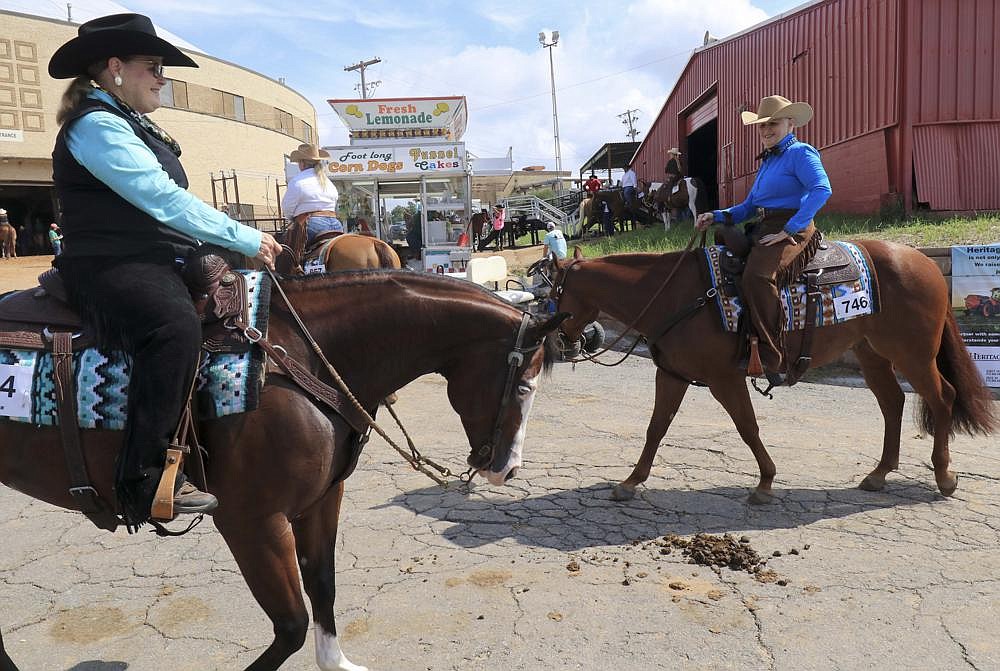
[345,104,363,118]
[432,103,450,116]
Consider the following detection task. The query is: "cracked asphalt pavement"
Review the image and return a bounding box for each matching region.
[3,351,1000,670]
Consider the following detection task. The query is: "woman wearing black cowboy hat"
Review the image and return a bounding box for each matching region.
[49,13,283,529]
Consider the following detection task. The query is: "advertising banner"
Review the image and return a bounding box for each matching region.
[323,143,466,177]
[951,244,1000,388]
[327,97,468,141]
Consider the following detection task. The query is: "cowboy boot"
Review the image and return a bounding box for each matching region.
[173,480,219,514]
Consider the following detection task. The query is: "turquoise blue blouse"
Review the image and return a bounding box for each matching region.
[65,89,261,257]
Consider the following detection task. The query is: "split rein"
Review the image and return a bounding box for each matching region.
[238,267,468,487]
[557,231,706,367]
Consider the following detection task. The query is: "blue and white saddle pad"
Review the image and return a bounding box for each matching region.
[0,270,270,429]
[703,241,879,333]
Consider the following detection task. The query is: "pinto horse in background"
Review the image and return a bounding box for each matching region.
[0,270,568,671]
[648,177,708,230]
[551,243,996,504]
[0,224,15,259]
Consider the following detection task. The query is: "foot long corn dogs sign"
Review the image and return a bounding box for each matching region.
[328,96,468,141]
[321,143,467,176]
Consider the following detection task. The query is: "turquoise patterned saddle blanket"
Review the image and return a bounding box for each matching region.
[0,270,270,429]
[703,241,880,333]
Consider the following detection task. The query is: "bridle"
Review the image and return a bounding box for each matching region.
[549,231,710,366]
[469,312,539,473]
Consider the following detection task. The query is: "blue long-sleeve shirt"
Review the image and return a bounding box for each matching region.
[66,89,262,257]
[713,133,831,234]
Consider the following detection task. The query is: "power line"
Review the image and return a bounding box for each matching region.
[343,57,382,99]
[618,108,640,141]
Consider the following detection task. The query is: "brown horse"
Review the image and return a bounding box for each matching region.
[0,270,567,671]
[551,243,996,503]
[585,190,648,235]
[0,224,16,259]
[312,232,401,271]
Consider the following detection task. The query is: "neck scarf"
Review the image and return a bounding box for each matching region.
[93,82,182,157]
[756,133,796,162]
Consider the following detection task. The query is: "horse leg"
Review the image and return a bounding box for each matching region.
[890,349,959,496]
[291,482,367,671]
[611,369,689,501]
[0,629,18,671]
[707,377,776,504]
[853,341,905,491]
[215,513,311,670]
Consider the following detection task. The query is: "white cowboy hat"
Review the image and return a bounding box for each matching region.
[289,144,330,162]
[667,148,682,155]
[741,95,813,126]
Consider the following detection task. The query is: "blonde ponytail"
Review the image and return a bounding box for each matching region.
[303,159,330,192]
[56,76,96,125]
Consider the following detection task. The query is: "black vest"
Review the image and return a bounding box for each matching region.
[52,98,197,260]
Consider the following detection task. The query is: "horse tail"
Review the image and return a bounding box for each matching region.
[375,240,401,269]
[920,310,998,436]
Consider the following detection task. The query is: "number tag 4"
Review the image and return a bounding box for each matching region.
[0,363,33,419]
[833,289,871,320]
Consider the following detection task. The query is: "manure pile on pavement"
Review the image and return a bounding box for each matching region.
[640,533,765,573]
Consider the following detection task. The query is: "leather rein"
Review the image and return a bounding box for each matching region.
[233,268,536,485]
[552,231,713,367]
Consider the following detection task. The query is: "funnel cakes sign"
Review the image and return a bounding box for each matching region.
[323,143,467,176]
[328,96,468,141]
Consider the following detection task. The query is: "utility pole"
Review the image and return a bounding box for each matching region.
[344,57,381,99]
[618,108,640,141]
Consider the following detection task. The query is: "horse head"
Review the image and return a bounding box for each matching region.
[441,308,568,485]
[550,248,599,348]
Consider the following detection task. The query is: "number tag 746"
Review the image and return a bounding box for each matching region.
[833,290,871,320]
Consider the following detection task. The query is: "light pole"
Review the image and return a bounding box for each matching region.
[539,30,562,193]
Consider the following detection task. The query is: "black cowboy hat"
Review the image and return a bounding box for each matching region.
[49,13,198,79]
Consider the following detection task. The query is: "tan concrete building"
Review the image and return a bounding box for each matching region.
[0,6,316,253]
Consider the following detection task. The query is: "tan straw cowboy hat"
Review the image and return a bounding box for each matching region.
[667,147,682,155]
[288,144,330,163]
[741,95,813,126]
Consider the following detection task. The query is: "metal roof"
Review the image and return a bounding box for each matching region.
[579,142,641,175]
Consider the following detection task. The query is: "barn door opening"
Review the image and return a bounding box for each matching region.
[682,93,719,211]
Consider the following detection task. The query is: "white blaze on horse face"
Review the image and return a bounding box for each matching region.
[316,627,368,671]
[479,373,538,486]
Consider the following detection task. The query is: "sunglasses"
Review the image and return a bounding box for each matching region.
[131,59,165,78]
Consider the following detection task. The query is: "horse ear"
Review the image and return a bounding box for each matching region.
[573,246,585,260]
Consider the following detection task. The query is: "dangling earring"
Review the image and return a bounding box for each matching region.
[113,74,123,87]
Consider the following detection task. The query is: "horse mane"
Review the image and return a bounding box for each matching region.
[277,270,558,374]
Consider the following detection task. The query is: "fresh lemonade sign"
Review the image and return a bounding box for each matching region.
[328,97,468,141]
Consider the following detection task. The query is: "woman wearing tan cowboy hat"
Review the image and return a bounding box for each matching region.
[281,143,344,255]
[48,13,282,528]
[696,94,832,386]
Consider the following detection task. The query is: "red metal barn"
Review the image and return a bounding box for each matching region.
[632,0,1000,214]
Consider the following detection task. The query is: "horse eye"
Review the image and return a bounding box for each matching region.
[516,383,532,395]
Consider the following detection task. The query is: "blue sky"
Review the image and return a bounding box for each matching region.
[73,0,805,170]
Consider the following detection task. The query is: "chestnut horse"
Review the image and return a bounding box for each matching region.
[0,224,16,259]
[316,232,401,271]
[551,243,996,503]
[0,270,566,671]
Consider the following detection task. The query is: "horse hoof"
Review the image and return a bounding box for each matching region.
[858,473,886,492]
[610,483,636,501]
[937,471,958,497]
[747,488,774,505]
